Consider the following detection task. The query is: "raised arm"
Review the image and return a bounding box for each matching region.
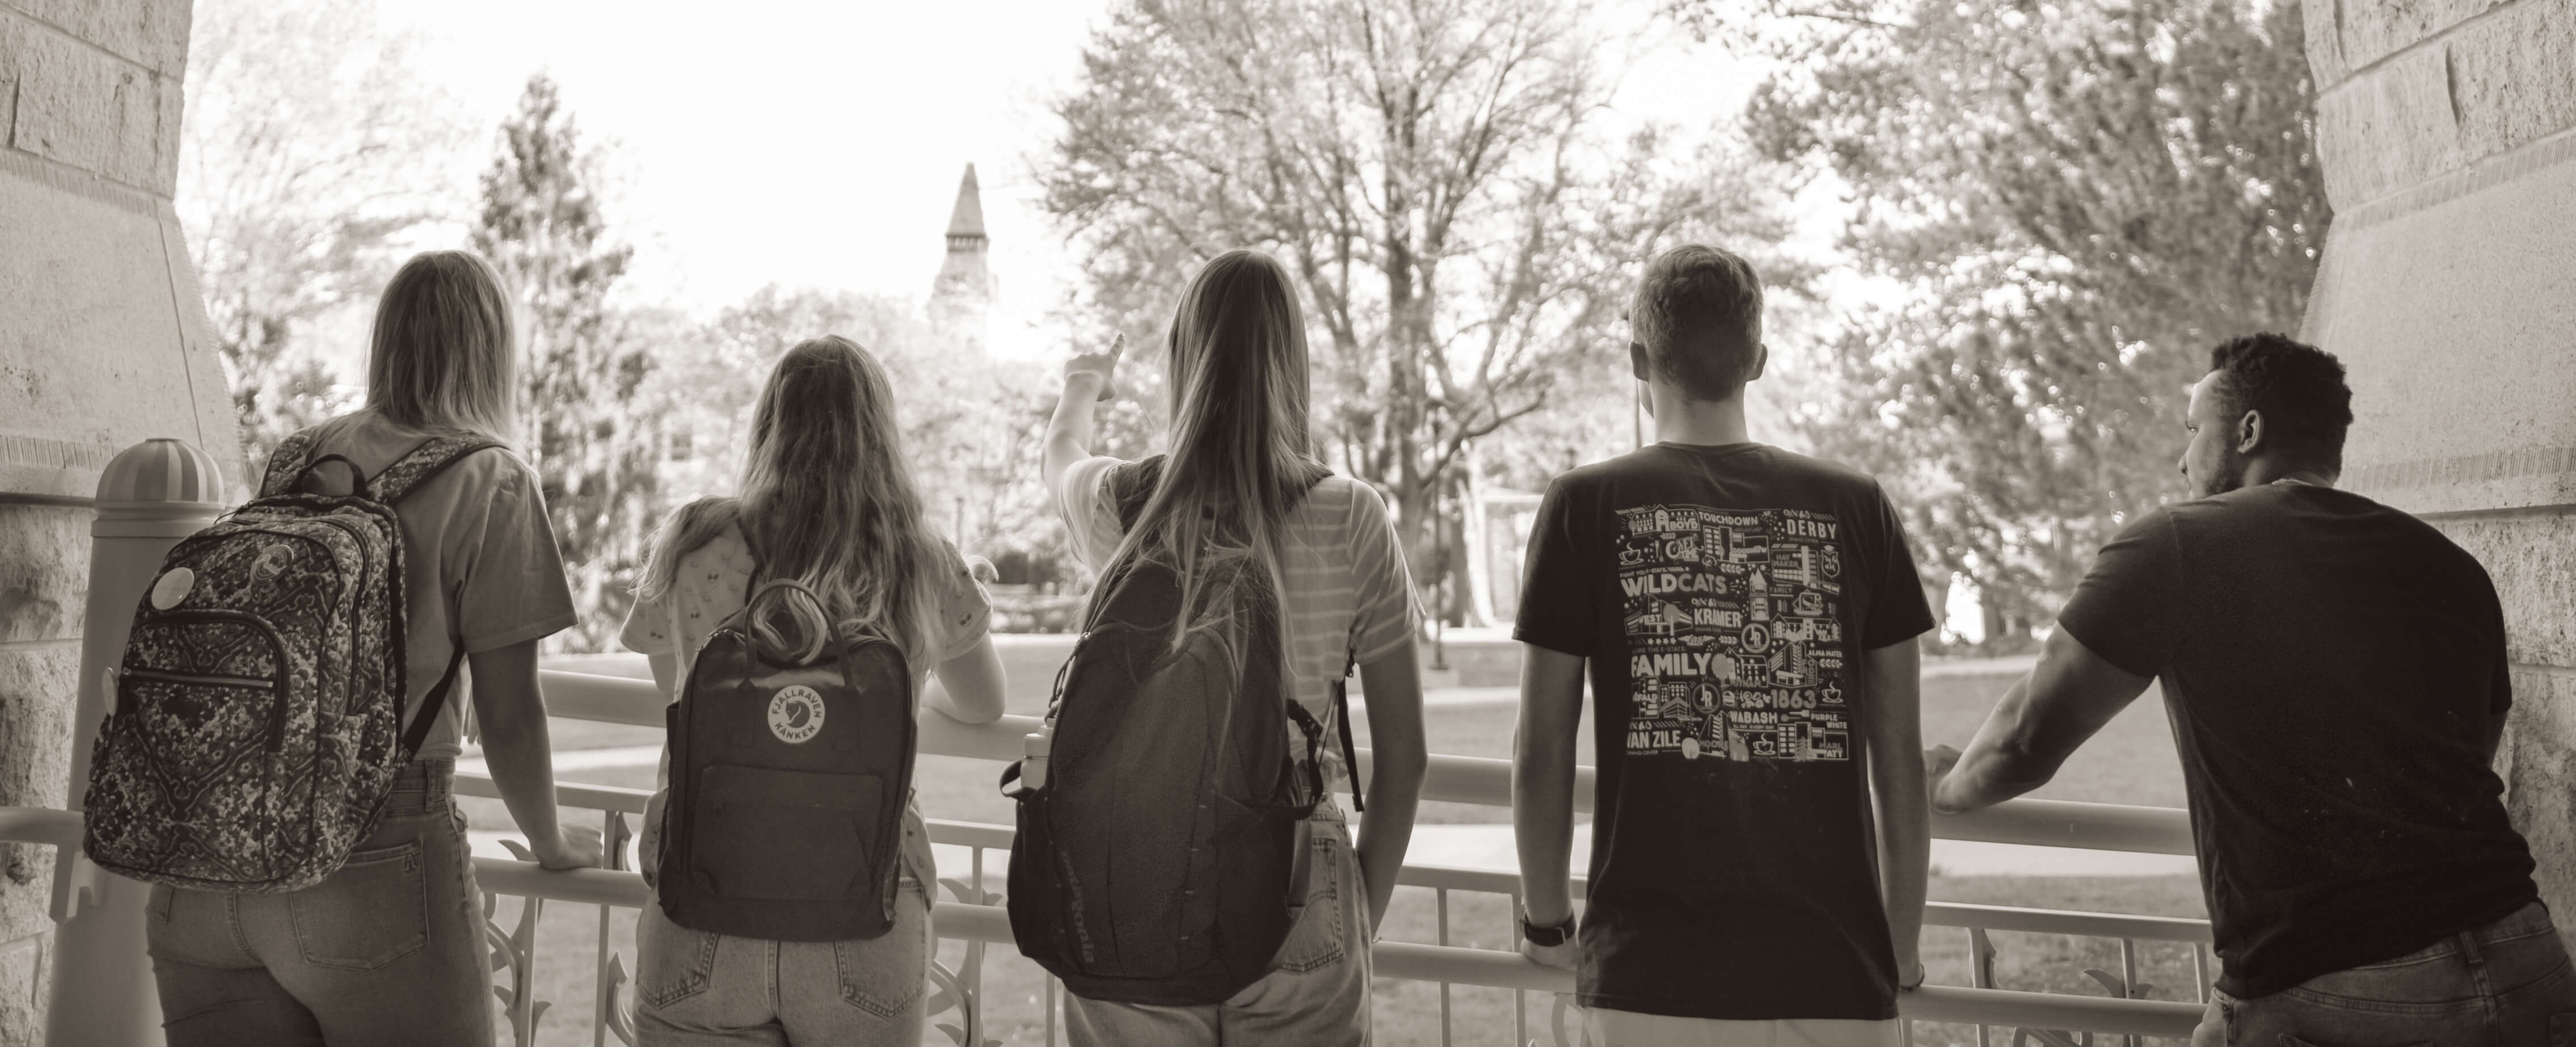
[1044,334,1124,490]
[1861,636,1927,990]
[1930,626,2153,813]
[1513,643,1587,970]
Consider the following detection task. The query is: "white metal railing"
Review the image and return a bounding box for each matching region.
[1,667,2214,1045]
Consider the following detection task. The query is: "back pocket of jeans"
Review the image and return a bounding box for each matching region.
[289,839,427,970]
[637,903,721,1009]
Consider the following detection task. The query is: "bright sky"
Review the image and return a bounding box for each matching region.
[370,0,1826,357]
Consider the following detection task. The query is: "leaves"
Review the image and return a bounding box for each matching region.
[1039,0,1800,619]
[473,74,659,652]
[1732,0,2329,640]
[178,0,471,473]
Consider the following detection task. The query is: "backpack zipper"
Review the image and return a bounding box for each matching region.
[119,667,274,690]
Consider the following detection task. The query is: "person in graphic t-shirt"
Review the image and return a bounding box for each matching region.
[1513,245,1936,1047]
[1929,334,2573,1046]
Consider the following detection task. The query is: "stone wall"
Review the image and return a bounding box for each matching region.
[2299,0,2576,949]
[0,1,237,1040]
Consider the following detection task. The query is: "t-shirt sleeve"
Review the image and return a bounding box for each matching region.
[1511,476,1596,658]
[1343,483,1422,665]
[2054,510,2179,678]
[1860,483,1938,649]
[1055,455,1127,574]
[934,544,994,663]
[619,510,685,656]
[455,457,579,653]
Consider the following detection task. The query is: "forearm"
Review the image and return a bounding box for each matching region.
[1512,738,1579,924]
[1937,675,2058,811]
[1352,749,1422,930]
[1043,375,1105,482]
[1873,775,1929,975]
[925,638,1008,724]
[480,711,566,846]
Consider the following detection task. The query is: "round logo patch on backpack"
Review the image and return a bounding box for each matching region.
[768,686,826,744]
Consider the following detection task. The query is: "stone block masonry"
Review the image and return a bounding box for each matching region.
[0,2,237,1041]
[2302,0,2576,956]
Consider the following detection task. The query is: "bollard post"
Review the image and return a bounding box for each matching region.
[47,438,229,1047]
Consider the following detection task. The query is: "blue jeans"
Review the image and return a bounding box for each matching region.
[1063,803,1373,1046]
[145,759,492,1047]
[2193,901,2576,1046]
[633,814,939,1046]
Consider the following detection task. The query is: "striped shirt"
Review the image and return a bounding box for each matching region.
[1056,456,1419,788]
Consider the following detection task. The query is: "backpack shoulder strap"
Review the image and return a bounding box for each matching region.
[373,435,505,506]
[1331,636,1364,812]
[258,430,321,498]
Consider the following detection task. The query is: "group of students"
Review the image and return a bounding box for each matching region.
[119,241,2570,1047]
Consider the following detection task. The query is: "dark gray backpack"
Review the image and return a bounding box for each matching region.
[1005,456,1360,1005]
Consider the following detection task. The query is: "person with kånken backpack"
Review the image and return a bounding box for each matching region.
[1025,249,1428,1045]
[88,250,604,1046]
[619,335,1008,1046]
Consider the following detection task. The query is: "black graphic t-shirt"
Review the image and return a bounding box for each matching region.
[2055,482,2537,999]
[1515,442,1935,1021]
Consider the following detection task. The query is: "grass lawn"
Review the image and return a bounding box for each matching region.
[485,649,2200,1044]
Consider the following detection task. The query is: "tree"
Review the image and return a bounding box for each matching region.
[1040,0,1801,623]
[178,0,468,472]
[1702,0,2329,643]
[471,74,661,651]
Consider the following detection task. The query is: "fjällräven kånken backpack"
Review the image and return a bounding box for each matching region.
[82,430,499,893]
[1005,456,1363,1006]
[656,571,916,942]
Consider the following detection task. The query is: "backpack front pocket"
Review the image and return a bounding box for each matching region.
[688,764,883,901]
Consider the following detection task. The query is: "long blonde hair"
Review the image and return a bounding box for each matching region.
[639,336,955,668]
[364,250,519,441]
[1108,249,1331,656]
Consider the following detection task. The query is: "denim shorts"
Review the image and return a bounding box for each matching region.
[1063,802,1373,1046]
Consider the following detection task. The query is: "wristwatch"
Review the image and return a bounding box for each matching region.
[1519,906,1576,947]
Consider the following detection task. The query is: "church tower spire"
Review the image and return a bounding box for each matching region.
[931,164,994,336]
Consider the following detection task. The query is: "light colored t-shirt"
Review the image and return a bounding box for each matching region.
[295,412,580,762]
[1053,456,1419,789]
[618,519,992,888]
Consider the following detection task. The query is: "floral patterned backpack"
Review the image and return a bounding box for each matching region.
[81,429,498,893]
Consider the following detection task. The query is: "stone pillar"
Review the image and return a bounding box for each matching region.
[2299,0,2576,948]
[0,2,238,1040]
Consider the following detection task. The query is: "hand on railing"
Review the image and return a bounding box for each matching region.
[499,825,605,871]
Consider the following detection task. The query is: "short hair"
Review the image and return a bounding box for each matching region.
[2207,333,2353,471]
[1631,245,1765,402]
[366,250,519,443]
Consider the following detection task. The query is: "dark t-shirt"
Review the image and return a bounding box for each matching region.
[1514,443,1936,1021]
[2056,482,2536,999]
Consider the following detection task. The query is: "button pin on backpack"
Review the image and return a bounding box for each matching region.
[768,686,827,744]
[149,567,195,610]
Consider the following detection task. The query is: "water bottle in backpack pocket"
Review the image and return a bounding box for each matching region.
[655,578,917,942]
[81,430,497,893]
